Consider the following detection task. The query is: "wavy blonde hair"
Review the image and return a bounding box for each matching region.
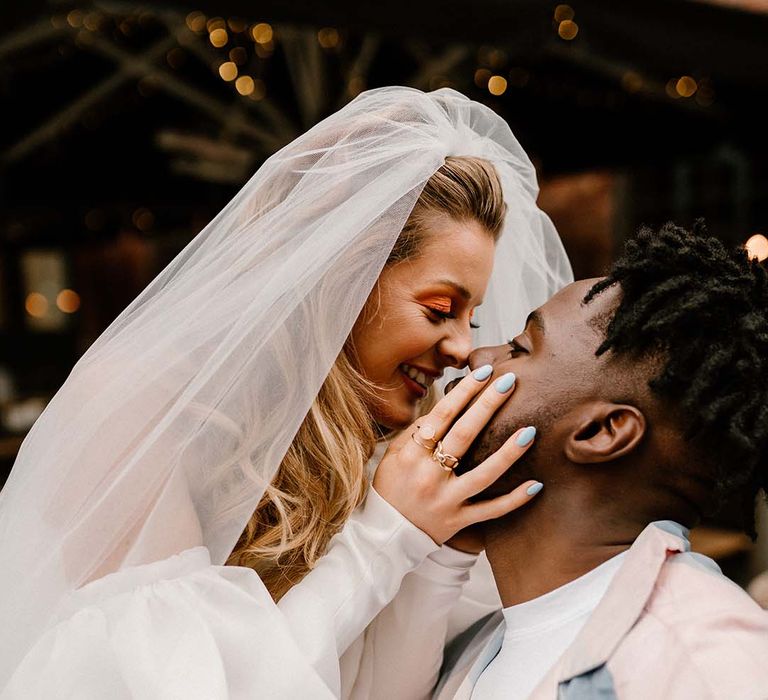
[226,156,506,599]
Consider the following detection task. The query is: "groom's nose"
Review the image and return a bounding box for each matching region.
[468,344,504,372]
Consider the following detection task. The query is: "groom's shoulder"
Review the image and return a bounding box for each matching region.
[609,550,768,696]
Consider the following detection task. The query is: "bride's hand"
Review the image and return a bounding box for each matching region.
[372,365,540,545]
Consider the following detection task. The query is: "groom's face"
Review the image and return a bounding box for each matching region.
[459,279,623,488]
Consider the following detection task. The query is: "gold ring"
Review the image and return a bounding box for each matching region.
[411,431,437,450]
[431,440,460,472]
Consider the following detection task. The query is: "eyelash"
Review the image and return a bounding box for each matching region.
[507,339,528,355]
[428,308,480,330]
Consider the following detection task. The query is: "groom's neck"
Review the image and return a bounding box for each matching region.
[483,495,642,608]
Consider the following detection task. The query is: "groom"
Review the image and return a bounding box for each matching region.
[436,223,768,699]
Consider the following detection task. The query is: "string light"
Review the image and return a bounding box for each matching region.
[621,71,643,94]
[474,68,491,89]
[665,79,681,99]
[219,61,238,81]
[675,76,697,98]
[57,290,81,314]
[206,17,226,32]
[25,293,48,319]
[186,11,206,33]
[235,75,255,95]
[488,75,508,96]
[558,20,579,40]
[251,23,273,44]
[132,208,154,232]
[746,234,768,262]
[209,28,228,48]
[318,27,340,49]
[554,4,575,21]
[227,17,248,33]
[66,10,83,28]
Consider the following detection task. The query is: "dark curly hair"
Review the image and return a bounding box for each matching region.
[585,221,768,538]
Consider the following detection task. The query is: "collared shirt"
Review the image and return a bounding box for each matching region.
[436,521,768,700]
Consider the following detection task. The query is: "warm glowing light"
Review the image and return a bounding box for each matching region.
[318,27,340,48]
[66,10,83,28]
[209,28,229,48]
[57,289,81,314]
[474,68,492,88]
[746,234,768,262]
[166,48,186,69]
[25,293,48,318]
[229,46,248,65]
[665,79,681,99]
[207,17,226,32]
[83,12,102,31]
[186,11,207,33]
[621,71,643,93]
[251,23,273,44]
[554,4,575,22]
[235,75,255,95]
[558,20,579,40]
[132,208,155,232]
[675,76,697,98]
[228,17,248,33]
[219,61,238,81]
[488,75,508,96]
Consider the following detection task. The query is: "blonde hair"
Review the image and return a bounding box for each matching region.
[226,156,506,599]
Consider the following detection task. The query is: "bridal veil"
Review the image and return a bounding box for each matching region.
[0,86,572,687]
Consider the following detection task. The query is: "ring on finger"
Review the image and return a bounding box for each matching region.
[431,440,460,472]
[412,423,438,451]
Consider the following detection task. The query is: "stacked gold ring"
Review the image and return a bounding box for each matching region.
[431,440,460,472]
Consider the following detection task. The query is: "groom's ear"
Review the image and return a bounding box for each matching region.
[563,402,646,464]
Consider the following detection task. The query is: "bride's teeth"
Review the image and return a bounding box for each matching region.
[401,363,434,390]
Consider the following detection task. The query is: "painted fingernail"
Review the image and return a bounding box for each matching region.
[494,372,516,393]
[526,482,544,496]
[515,426,536,446]
[472,364,493,381]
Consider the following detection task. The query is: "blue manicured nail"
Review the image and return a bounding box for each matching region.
[526,482,544,496]
[494,372,516,393]
[515,426,536,446]
[472,364,493,381]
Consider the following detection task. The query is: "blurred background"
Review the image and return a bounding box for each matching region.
[1,0,767,597]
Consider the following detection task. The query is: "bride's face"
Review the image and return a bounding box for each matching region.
[351,216,496,429]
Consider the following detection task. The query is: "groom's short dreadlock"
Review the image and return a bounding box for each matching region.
[585,221,768,538]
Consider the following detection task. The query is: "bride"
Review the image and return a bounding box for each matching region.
[0,87,571,697]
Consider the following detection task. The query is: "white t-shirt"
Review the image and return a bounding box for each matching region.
[471,551,627,700]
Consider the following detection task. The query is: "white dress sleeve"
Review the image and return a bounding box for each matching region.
[342,544,479,699]
[2,487,438,700]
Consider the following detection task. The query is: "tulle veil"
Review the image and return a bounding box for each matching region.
[0,86,572,688]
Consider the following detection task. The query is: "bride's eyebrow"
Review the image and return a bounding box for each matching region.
[430,279,471,301]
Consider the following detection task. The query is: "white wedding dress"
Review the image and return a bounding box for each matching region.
[4,486,498,699]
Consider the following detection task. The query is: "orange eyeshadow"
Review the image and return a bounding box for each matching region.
[422,295,453,313]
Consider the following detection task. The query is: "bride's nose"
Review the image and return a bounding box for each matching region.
[467,345,502,372]
[437,324,473,368]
